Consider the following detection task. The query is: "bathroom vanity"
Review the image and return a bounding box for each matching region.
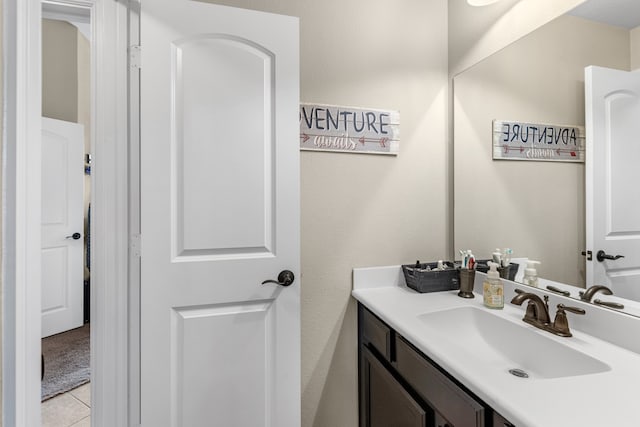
[359,304,511,427]
[353,266,640,427]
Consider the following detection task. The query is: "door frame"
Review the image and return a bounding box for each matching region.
[585,66,595,289]
[2,0,134,425]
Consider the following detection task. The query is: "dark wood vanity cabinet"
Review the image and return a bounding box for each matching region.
[358,303,515,427]
[492,413,515,427]
[362,345,428,427]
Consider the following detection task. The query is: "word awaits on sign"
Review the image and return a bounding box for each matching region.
[300,103,399,155]
[492,120,585,163]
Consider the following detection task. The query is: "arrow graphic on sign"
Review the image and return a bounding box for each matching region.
[502,145,582,157]
[356,136,390,147]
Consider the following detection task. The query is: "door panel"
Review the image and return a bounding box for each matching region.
[586,66,640,301]
[140,2,299,426]
[607,92,640,233]
[172,301,272,426]
[175,35,274,256]
[41,117,85,338]
[41,247,69,313]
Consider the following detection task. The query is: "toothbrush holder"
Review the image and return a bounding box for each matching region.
[498,264,511,280]
[458,268,475,298]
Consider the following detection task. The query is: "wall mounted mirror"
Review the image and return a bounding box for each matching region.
[452,0,640,314]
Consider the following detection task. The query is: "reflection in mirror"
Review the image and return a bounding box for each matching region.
[447,0,584,77]
[453,3,640,312]
[586,65,640,302]
[511,260,640,318]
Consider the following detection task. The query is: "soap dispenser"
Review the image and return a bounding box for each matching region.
[483,261,503,309]
[523,260,541,288]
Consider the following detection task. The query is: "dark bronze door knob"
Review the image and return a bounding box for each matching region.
[262,270,295,287]
[596,250,624,262]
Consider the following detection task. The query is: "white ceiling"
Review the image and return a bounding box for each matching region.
[568,0,640,29]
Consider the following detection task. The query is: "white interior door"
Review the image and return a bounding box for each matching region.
[139,2,300,426]
[586,66,640,301]
[41,117,85,338]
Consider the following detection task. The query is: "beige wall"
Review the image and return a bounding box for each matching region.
[42,19,91,141]
[42,20,79,122]
[299,3,448,424]
[204,1,449,426]
[449,0,586,76]
[632,26,640,70]
[454,15,630,287]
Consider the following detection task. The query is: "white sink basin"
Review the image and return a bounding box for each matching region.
[417,306,610,379]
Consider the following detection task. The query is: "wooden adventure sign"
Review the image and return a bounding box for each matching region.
[300,103,400,155]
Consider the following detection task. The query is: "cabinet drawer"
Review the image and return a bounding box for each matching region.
[395,336,485,427]
[362,307,392,361]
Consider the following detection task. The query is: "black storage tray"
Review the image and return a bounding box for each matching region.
[402,262,459,293]
[475,260,518,281]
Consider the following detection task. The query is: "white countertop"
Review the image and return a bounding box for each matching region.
[352,266,640,427]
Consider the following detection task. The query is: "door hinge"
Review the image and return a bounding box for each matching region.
[130,234,142,258]
[130,45,141,69]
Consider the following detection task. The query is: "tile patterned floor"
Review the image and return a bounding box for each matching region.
[42,382,91,427]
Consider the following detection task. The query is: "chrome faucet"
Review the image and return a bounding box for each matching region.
[510,290,585,337]
[579,285,613,302]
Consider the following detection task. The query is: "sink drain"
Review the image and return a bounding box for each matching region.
[509,368,529,378]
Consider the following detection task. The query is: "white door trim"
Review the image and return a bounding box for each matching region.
[2,1,43,425]
[2,1,133,426]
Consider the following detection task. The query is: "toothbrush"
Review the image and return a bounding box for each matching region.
[460,250,467,269]
[502,248,513,267]
[459,250,467,268]
[468,250,476,270]
[492,248,502,265]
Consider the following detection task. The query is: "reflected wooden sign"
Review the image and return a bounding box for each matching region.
[492,120,585,162]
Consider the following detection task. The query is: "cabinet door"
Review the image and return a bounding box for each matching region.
[362,345,427,427]
[434,413,452,427]
[395,336,485,427]
[493,412,515,427]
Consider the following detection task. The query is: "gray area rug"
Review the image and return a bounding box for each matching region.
[41,324,90,401]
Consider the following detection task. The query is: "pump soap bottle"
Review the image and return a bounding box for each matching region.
[483,261,504,309]
[523,260,541,288]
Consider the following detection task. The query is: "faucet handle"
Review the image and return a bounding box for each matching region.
[552,304,585,337]
[559,304,586,315]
